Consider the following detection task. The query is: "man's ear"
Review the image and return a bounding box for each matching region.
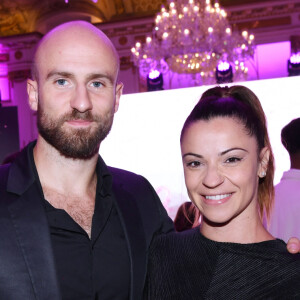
[27,79,38,111]
[114,82,123,113]
[258,147,270,178]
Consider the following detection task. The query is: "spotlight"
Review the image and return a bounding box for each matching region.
[288,53,300,76]
[147,70,164,91]
[216,61,233,84]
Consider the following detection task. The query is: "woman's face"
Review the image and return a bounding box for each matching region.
[181,117,268,226]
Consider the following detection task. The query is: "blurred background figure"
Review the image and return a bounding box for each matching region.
[174,201,200,232]
[269,118,300,242]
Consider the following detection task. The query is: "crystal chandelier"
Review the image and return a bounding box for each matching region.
[65,0,97,2]
[131,0,255,85]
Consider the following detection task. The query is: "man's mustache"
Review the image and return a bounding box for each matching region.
[61,109,100,122]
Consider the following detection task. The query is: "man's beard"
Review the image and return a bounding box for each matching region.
[37,104,114,159]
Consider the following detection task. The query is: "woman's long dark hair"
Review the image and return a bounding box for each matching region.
[181,85,274,221]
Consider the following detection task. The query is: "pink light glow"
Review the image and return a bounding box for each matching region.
[290,53,300,64]
[0,77,10,101]
[148,70,160,79]
[217,61,230,71]
[0,43,10,102]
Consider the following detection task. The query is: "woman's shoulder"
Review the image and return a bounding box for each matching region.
[224,238,300,261]
[149,227,218,260]
[151,227,200,246]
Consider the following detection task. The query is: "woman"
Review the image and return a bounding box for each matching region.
[144,85,300,299]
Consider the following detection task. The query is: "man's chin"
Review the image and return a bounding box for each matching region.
[38,129,101,160]
[54,141,100,160]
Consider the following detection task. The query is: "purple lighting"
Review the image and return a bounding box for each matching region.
[290,53,300,64]
[148,70,161,80]
[217,61,230,72]
[216,61,233,84]
[288,52,300,76]
[147,70,163,91]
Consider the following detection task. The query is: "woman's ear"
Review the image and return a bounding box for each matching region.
[27,79,38,111]
[258,147,270,178]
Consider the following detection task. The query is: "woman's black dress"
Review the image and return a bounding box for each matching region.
[144,227,300,299]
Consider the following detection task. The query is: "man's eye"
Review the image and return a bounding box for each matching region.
[92,81,103,88]
[56,79,67,86]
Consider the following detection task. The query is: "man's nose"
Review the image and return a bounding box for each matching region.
[70,84,93,112]
[202,165,224,188]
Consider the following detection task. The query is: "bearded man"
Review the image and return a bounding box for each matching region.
[0,21,173,300]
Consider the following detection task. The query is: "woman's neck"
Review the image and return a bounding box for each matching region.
[200,213,274,243]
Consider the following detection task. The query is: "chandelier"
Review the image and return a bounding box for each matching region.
[65,0,97,2]
[131,0,255,85]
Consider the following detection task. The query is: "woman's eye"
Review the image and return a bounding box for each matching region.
[187,161,201,168]
[225,157,241,163]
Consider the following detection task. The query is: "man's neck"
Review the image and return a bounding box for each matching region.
[33,137,99,196]
[290,153,300,170]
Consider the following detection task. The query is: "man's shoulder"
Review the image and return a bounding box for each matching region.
[108,166,140,178]
[275,169,300,196]
[108,166,148,186]
[107,166,159,201]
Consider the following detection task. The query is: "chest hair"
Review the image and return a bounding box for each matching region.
[43,187,95,238]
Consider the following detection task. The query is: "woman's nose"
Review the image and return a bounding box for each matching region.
[202,165,224,188]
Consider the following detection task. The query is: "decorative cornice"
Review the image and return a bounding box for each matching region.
[0,33,41,51]
[131,0,163,14]
[120,55,135,71]
[9,69,31,82]
[228,1,300,22]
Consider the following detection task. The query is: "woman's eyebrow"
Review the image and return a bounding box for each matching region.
[182,153,203,159]
[219,147,248,156]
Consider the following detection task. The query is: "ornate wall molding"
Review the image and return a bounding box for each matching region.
[8,69,31,83]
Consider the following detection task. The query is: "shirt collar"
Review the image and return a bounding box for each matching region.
[96,155,113,197]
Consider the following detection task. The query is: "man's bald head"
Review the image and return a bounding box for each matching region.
[32,21,120,83]
[27,20,123,159]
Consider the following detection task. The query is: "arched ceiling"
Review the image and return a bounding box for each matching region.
[0,0,266,37]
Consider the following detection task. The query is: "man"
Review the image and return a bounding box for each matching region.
[269,118,300,242]
[0,21,173,300]
[0,21,299,300]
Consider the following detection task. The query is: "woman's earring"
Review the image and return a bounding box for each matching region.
[260,171,266,178]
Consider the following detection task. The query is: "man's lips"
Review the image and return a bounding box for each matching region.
[66,119,93,126]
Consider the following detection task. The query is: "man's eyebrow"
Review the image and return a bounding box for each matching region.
[182,153,203,159]
[86,73,114,85]
[46,71,74,80]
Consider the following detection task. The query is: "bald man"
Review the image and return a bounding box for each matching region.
[0,21,173,300]
[0,21,299,300]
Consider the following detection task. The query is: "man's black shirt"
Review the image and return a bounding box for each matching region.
[36,158,130,299]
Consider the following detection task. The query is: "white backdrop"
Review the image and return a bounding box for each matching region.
[101,76,300,218]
